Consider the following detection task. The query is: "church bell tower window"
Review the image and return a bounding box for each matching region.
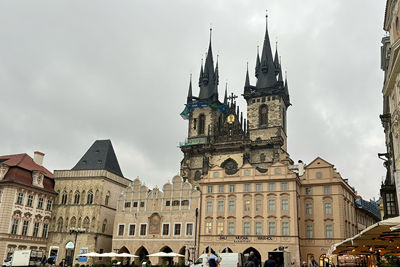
[198,114,206,135]
[259,105,268,127]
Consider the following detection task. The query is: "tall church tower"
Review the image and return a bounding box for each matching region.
[180,16,292,184]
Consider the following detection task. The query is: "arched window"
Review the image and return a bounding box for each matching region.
[102,219,107,233]
[105,191,110,206]
[91,217,96,231]
[198,114,206,135]
[65,217,69,231]
[78,217,82,228]
[61,191,68,205]
[70,217,76,228]
[83,217,90,231]
[87,190,93,204]
[57,218,63,232]
[74,191,80,204]
[259,105,268,126]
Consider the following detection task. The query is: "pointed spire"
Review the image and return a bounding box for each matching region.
[277,56,283,83]
[274,43,280,75]
[187,74,193,104]
[256,12,277,89]
[245,62,250,88]
[215,55,219,85]
[284,71,289,95]
[255,45,261,78]
[224,83,228,104]
[199,58,204,86]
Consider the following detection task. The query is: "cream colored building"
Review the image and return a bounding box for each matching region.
[381,0,400,219]
[46,140,131,266]
[112,176,201,265]
[199,162,300,266]
[0,152,56,263]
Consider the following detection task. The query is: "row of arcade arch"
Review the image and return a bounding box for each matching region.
[118,246,187,265]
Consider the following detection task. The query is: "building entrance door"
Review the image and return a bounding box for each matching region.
[65,242,75,266]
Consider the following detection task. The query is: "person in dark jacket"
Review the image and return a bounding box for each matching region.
[207,252,218,267]
[263,255,277,267]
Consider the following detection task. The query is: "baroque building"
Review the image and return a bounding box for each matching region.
[112,176,201,265]
[46,140,130,266]
[180,15,291,185]
[380,0,400,219]
[0,152,56,263]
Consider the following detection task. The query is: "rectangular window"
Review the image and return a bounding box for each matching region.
[213,172,220,178]
[46,200,52,211]
[255,222,262,235]
[268,222,276,235]
[27,195,34,207]
[172,200,180,206]
[255,184,262,192]
[244,200,251,212]
[268,183,275,191]
[217,222,224,235]
[124,201,131,208]
[174,223,181,236]
[11,219,19,234]
[243,222,250,235]
[162,223,169,236]
[37,198,43,209]
[306,203,313,215]
[324,203,332,215]
[206,222,212,234]
[306,225,313,238]
[281,182,288,191]
[17,192,24,205]
[268,199,276,211]
[255,199,262,212]
[207,186,213,193]
[129,224,136,236]
[229,185,235,193]
[228,200,235,212]
[218,185,224,193]
[324,186,331,195]
[22,221,29,236]
[118,224,125,236]
[186,223,193,236]
[316,171,323,179]
[281,199,289,211]
[325,225,333,238]
[33,222,40,237]
[140,224,147,236]
[228,222,235,235]
[42,224,48,238]
[305,187,312,195]
[165,201,170,207]
[244,184,250,192]
[282,222,289,236]
[140,201,144,207]
[206,201,213,213]
[181,200,189,206]
[217,201,224,212]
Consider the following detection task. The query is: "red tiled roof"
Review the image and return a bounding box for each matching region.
[0,153,55,194]
[0,153,53,178]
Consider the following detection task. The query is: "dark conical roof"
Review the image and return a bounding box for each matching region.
[198,29,218,102]
[245,63,250,88]
[72,140,124,177]
[256,15,277,89]
[187,75,193,104]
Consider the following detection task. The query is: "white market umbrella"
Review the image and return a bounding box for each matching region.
[80,252,101,257]
[101,252,120,257]
[117,253,138,258]
[167,252,185,257]
[147,252,170,257]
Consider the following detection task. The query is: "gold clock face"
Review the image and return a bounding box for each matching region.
[227,114,235,124]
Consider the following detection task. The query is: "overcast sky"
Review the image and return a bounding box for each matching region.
[0,0,386,200]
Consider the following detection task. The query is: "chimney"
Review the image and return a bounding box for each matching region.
[33,151,45,166]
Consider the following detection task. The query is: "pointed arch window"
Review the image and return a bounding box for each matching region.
[61,191,68,205]
[70,217,76,228]
[74,191,80,204]
[87,190,93,204]
[259,105,268,126]
[57,217,63,232]
[105,191,110,206]
[83,217,90,231]
[198,114,206,135]
[102,219,107,233]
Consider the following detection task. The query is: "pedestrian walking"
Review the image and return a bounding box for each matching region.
[263,255,277,267]
[308,256,318,267]
[207,252,218,267]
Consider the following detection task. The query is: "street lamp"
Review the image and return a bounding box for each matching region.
[69,227,86,266]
